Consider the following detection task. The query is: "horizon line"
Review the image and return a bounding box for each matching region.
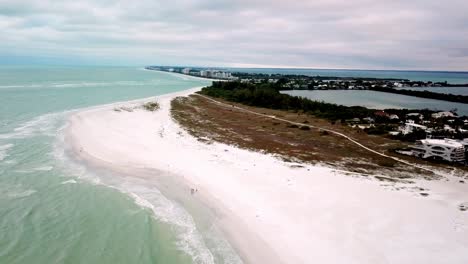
[2,63,468,73]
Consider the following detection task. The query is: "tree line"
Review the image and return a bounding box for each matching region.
[370,86,468,104]
[199,81,382,121]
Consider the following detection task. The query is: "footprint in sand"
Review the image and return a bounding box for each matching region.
[459,203,468,212]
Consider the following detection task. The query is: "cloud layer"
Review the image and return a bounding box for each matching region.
[1,0,468,70]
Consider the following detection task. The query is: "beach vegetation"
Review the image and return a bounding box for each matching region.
[370,86,468,104]
[142,101,160,111]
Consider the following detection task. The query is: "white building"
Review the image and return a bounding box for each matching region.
[411,138,466,162]
[182,68,191,74]
[199,70,233,79]
[406,113,423,120]
[200,70,210,77]
[400,120,427,135]
[432,111,455,119]
[444,125,456,133]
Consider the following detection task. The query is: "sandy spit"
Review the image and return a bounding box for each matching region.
[65,87,468,264]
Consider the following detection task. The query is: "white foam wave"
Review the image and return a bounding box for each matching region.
[7,189,37,199]
[127,189,215,264]
[34,166,53,171]
[0,183,37,199]
[0,143,14,161]
[61,179,77,184]
[0,80,159,90]
[0,111,73,139]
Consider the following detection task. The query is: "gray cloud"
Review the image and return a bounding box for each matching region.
[1,0,467,70]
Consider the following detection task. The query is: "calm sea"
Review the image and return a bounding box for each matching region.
[0,66,243,264]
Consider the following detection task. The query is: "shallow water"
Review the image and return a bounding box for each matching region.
[0,66,242,264]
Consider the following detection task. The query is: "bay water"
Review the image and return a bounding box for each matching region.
[282,90,468,115]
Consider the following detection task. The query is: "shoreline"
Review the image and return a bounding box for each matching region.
[64,88,468,263]
[63,87,280,263]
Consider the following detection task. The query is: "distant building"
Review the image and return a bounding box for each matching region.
[400,120,427,135]
[444,125,456,133]
[346,118,361,124]
[389,114,399,120]
[411,139,467,162]
[374,111,390,118]
[182,68,191,74]
[199,70,233,79]
[406,113,423,120]
[432,111,456,119]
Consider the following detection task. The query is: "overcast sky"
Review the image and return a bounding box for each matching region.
[1,0,468,70]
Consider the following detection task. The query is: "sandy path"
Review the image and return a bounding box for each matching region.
[66,88,468,264]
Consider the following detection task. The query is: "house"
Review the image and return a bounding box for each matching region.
[374,110,390,118]
[406,113,423,120]
[400,120,427,135]
[411,138,467,162]
[346,118,361,124]
[444,125,456,133]
[432,111,456,119]
[389,114,399,120]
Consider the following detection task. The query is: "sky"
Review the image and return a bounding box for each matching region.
[1,0,468,70]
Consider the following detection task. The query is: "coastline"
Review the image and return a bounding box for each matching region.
[64,88,468,263]
[144,68,226,82]
[64,87,280,263]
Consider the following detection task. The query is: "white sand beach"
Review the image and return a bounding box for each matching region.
[66,88,468,264]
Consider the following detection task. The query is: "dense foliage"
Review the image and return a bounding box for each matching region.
[370,86,468,104]
[199,81,375,121]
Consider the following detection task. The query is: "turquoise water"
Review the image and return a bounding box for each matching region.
[282,90,468,115]
[230,68,468,84]
[0,66,241,264]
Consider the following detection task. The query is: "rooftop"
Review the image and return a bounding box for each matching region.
[420,138,465,148]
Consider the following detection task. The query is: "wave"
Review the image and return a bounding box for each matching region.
[127,189,215,264]
[0,143,14,161]
[0,183,37,199]
[0,80,162,90]
[0,111,73,139]
[60,179,77,185]
[33,166,54,171]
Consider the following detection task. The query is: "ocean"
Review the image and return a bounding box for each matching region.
[0,66,221,264]
[1,66,467,264]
